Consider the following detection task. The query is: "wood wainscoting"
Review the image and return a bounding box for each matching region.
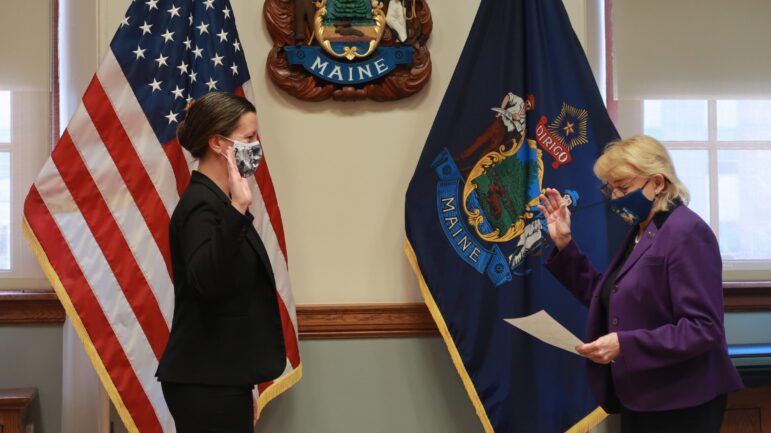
[0,281,771,330]
[0,289,438,338]
[722,387,771,433]
[1,284,769,336]
[0,290,65,324]
[297,303,436,339]
[0,281,771,339]
[724,282,771,312]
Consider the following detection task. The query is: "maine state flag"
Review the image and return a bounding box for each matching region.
[404,0,620,432]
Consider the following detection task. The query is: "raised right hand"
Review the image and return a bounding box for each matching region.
[222,145,252,215]
[537,187,572,251]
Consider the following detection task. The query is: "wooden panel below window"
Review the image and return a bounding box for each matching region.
[0,290,65,324]
[721,387,771,433]
[724,282,771,312]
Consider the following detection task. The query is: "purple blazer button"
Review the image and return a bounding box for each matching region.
[611,317,618,325]
[612,286,618,293]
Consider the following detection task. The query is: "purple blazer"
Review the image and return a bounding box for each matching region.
[545,205,742,412]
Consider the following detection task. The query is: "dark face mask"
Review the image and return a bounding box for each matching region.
[609,180,653,226]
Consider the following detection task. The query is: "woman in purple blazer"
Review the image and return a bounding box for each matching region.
[538,135,742,433]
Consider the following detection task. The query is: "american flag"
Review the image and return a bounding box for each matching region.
[21,0,301,431]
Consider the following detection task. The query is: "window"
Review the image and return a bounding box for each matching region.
[0,91,10,269]
[0,0,52,285]
[0,91,9,143]
[643,100,771,274]
[607,0,771,299]
[0,87,50,282]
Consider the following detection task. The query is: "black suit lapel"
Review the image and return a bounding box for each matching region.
[595,228,636,293]
[245,227,276,288]
[615,223,660,282]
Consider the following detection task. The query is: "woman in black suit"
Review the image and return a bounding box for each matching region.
[156,92,286,433]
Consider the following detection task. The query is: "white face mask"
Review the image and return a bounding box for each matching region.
[221,136,263,177]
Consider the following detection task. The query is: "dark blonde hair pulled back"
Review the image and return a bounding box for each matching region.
[176,91,256,158]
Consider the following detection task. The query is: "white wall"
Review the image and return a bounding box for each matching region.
[90,0,592,305]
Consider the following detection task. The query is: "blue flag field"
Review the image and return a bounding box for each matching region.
[404,0,620,431]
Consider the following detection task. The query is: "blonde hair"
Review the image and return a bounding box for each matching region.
[593,135,689,213]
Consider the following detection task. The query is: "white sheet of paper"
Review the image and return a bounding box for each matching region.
[504,310,584,356]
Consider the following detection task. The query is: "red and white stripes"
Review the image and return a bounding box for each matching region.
[23,48,299,433]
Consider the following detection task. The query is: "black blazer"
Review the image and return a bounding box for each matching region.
[156,171,286,387]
